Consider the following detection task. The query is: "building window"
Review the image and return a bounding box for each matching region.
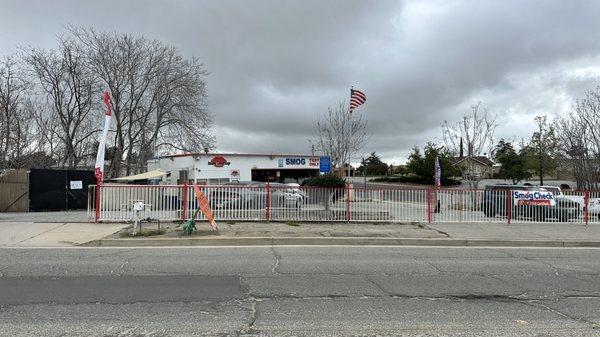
[205,178,230,185]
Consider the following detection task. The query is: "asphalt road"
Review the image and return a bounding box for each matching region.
[0,246,599,336]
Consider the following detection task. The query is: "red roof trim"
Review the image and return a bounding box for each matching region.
[161,152,321,159]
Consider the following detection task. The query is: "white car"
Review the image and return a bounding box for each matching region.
[539,186,600,218]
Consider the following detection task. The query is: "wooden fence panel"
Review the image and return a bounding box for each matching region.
[0,169,29,212]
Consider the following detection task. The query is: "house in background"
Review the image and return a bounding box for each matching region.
[449,156,496,179]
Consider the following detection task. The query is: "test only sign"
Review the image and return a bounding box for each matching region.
[513,190,556,206]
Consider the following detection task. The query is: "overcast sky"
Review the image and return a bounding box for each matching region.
[2,0,600,164]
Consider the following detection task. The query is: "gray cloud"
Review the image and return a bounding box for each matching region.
[2,0,600,164]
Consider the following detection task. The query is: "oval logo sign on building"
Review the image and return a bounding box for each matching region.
[208,156,230,168]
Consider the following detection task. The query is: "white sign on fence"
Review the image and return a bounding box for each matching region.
[513,190,556,206]
[69,180,83,190]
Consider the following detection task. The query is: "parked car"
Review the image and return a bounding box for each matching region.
[539,185,600,219]
[481,184,580,221]
[481,185,529,218]
[209,181,305,210]
[270,183,307,208]
[536,199,580,222]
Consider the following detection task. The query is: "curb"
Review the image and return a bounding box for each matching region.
[80,237,600,248]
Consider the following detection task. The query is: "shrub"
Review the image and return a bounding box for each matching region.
[303,173,346,203]
[302,174,346,188]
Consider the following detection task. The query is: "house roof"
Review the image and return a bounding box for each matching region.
[450,156,495,166]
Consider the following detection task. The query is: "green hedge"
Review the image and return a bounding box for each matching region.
[302,174,346,188]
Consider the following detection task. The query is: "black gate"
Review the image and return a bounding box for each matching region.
[29,169,96,211]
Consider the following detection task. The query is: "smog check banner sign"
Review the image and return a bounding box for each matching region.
[513,190,556,206]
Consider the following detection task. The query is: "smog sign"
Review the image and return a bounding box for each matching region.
[513,190,556,206]
[285,158,306,165]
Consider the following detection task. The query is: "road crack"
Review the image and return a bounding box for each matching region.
[494,249,563,276]
[524,300,599,328]
[364,275,390,296]
[270,246,281,275]
[232,297,259,336]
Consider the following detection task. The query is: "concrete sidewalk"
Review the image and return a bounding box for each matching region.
[84,220,600,247]
[2,215,600,247]
[0,211,88,223]
[428,221,600,241]
[0,222,128,247]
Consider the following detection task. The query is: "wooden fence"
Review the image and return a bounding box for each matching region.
[0,169,29,212]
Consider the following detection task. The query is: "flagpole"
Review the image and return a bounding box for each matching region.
[434,155,441,213]
[347,86,353,181]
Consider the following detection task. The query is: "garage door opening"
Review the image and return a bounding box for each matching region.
[251,169,318,183]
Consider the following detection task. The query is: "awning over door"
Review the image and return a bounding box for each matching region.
[112,169,168,181]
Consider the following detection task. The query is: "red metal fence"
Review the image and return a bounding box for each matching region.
[87,184,600,224]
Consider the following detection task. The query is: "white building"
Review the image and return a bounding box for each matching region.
[147,153,329,185]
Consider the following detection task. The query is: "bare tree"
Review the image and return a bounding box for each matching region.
[0,56,36,168]
[443,103,496,190]
[555,87,600,190]
[128,49,214,173]
[69,27,214,177]
[311,101,368,173]
[24,36,100,169]
[30,99,61,160]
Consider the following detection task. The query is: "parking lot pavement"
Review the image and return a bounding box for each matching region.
[0,211,88,223]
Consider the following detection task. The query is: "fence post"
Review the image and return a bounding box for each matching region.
[266,183,271,222]
[584,191,590,225]
[94,181,101,223]
[345,183,351,222]
[182,182,189,220]
[506,190,512,224]
[426,189,432,223]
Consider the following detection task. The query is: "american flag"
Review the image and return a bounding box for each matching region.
[434,155,441,189]
[349,88,366,113]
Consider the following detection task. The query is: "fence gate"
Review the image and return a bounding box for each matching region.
[0,169,29,212]
[29,169,95,211]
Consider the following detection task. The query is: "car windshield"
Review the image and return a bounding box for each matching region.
[541,187,560,194]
